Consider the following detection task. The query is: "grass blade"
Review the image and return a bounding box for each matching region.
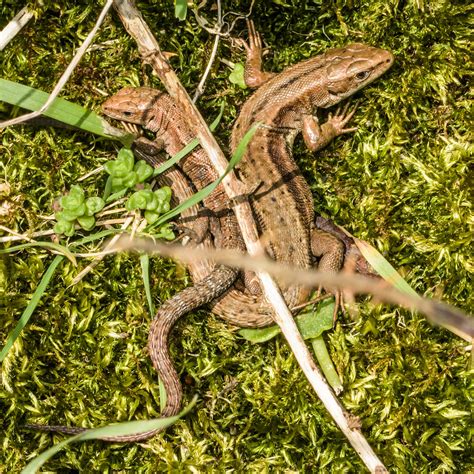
[150,122,260,229]
[0,79,133,146]
[152,102,224,177]
[140,253,154,316]
[311,336,343,393]
[69,229,119,247]
[0,230,119,362]
[0,255,64,362]
[153,138,199,176]
[0,241,76,265]
[355,238,420,298]
[174,0,188,20]
[21,396,198,474]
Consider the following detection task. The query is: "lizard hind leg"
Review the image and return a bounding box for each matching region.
[311,228,346,320]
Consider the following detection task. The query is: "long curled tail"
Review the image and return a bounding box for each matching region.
[25,265,238,442]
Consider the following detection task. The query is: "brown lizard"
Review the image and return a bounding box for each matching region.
[27,22,393,441]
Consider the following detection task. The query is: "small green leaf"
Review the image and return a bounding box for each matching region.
[135,160,154,183]
[56,202,86,221]
[144,210,160,224]
[104,148,135,177]
[53,220,75,236]
[77,215,96,231]
[175,0,187,20]
[145,193,160,211]
[84,196,105,216]
[157,223,176,241]
[229,63,247,89]
[60,185,85,210]
[239,299,335,342]
[118,148,135,165]
[127,189,153,211]
[157,201,170,214]
[64,226,75,237]
[111,176,126,192]
[122,171,138,189]
[154,186,172,203]
[104,161,117,176]
[154,187,171,213]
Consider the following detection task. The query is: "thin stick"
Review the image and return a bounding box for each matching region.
[77,165,105,182]
[0,0,114,129]
[0,216,130,243]
[192,0,222,102]
[111,235,474,342]
[69,214,135,285]
[0,7,34,51]
[111,1,388,470]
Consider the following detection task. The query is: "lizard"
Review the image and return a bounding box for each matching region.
[26,21,393,441]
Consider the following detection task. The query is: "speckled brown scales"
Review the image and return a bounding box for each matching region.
[28,21,393,441]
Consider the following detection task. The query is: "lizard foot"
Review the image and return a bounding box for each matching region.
[303,102,358,152]
[326,102,359,136]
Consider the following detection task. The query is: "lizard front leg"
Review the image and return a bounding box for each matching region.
[303,104,358,152]
[239,20,276,88]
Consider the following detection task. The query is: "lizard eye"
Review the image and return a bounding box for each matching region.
[355,71,370,81]
[122,111,133,116]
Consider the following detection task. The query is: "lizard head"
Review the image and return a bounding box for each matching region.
[101,87,165,126]
[322,44,394,106]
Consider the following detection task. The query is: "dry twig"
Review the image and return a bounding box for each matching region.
[111,235,474,342]
[192,0,222,102]
[0,0,114,129]
[0,6,34,51]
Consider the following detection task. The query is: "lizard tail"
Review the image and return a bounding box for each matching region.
[24,265,238,442]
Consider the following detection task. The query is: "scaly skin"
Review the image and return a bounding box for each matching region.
[28,22,393,441]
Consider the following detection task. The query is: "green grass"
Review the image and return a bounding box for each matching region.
[1,0,472,472]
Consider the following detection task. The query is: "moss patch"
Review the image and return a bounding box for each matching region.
[0,0,471,472]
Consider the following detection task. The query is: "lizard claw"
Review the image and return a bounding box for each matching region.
[314,286,345,322]
[243,19,264,62]
[235,20,261,57]
[235,37,250,53]
[247,19,262,51]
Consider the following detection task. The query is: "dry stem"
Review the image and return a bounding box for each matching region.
[111,235,474,342]
[111,1,388,470]
[0,0,114,129]
[0,7,34,51]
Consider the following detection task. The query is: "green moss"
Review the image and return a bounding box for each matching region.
[0,0,471,472]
